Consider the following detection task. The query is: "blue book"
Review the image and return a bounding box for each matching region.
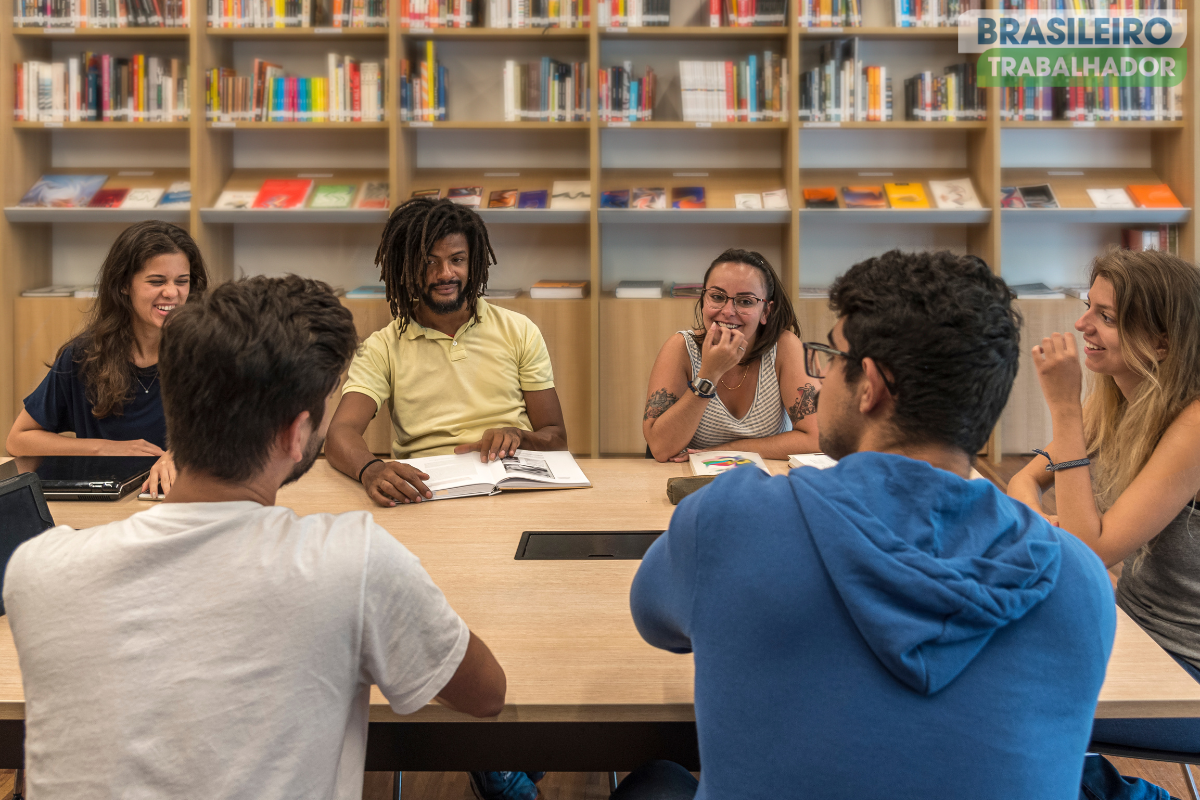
[518,190,549,209]
[18,175,107,208]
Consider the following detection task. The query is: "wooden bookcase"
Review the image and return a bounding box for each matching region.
[2,3,1197,459]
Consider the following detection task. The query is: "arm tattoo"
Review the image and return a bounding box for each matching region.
[788,383,818,425]
[644,388,679,421]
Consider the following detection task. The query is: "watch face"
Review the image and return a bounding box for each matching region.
[696,379,715,395]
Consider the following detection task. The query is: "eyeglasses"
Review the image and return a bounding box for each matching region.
[803,342,852,379]
[704,289,765,313]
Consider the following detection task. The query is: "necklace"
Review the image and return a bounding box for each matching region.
[720,361,752,390]
[134,371,158,394]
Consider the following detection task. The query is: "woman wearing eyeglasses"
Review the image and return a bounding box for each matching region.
[643,249,820,462]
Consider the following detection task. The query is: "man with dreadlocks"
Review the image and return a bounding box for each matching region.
[327,196,568,505]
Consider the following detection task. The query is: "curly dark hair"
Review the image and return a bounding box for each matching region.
[690,248,801,365]
[374,197,496,332]
[828,250,1021,455]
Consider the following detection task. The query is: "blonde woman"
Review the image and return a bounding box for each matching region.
[1008,249,1200,794]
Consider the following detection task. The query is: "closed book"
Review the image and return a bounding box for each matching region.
[1017,184,1059,209]
[761,188,789,209]
[488,189,518,208]
[550,180,591,210]
[1086,188,1135,210]
[518,190,549,209]
[529,280,589,299]
[671,283,705,297]
[615,280,664,299]
[448,186,483,208]
[734,193,763,209]
[842,186,888,209]
[411,188,441,199]
[158,181,192,208]
[120,187,165,209]
[1000,187,1026,209]
[1010,282,1067,299]
[309,184,357,208]
[670,186,706,209]
[215,190,259,209]
[252,179,314,209]
[928,179,982,210]
[630,187,666,209]
[883,182,930,209]
[356,181,390,208]
[19,175,108,208]
[21,285,78,297]
[600,189,630,209]
[88,188,130,207]
[345,284,387,298]
[484,289,521,299]
[802,187,838,209]
[1126,184,1183,208]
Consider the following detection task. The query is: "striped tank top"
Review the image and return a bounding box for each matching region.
[680,330,788,450]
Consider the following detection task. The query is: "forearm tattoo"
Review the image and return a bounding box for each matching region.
[644,388,679,421]
[788,383,818,424]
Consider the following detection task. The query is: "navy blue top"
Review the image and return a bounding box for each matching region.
[23,344,167,449]
[631,452,1116,800]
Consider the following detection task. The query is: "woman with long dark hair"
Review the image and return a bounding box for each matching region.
[6,221,209,496]
[643,249,820,461]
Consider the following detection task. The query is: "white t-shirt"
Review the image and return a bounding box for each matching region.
[3,501,470,800]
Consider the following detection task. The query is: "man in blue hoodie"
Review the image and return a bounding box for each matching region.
[625,250,1117,800]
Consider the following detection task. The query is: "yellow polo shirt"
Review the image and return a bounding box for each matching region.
[343,300,555,458]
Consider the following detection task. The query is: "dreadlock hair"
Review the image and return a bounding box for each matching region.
[375,197,496,332]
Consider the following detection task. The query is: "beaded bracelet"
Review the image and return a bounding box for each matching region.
[357,458,384,483]
[1032,448,1091,472]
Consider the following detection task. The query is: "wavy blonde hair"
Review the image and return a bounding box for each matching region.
[1084,249,1200,544]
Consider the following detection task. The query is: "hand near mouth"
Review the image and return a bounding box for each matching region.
[699,321,749,382]
[1032,331,1084,410]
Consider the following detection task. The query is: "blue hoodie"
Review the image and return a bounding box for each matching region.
[631,452,1116,800]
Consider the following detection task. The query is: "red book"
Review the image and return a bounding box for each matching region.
[88,188,130,207]
[709,0,719,26]
[101,54,112,122]
[252,179,314,209]
[724,60,735,121]
[351,62,362,121]
[1127,184,1183,208]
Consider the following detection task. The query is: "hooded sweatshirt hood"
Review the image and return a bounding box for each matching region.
[791,451,1063,696]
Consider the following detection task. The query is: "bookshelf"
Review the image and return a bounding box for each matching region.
[2,2,1197,462]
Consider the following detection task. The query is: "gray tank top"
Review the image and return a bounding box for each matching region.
[1116,500,1200,668]
[680,330,788,450]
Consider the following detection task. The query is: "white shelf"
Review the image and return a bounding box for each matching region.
[4,207,190,223]
[599,208,791,224]
[799,208,992,224]
[1001,208,1192,224]
[199,208,391,223]
[475,209,589,224]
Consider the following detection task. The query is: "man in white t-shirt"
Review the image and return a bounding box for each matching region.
[4,275,507,800]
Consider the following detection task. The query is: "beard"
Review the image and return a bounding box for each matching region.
[283,431,324,486]
[422,280,466,315]
[816,396,860,462]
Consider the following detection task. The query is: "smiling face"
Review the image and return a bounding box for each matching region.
[1075,276,1138,383]
[127,251,191,332]
[421,232,470,315]
[701,262,772,352]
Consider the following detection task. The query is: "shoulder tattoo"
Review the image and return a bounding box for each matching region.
[644,388,679,421]
[788,383,818,425]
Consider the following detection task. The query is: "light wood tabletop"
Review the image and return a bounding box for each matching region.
[0,457,1197,724]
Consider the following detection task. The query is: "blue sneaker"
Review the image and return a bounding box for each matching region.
[468,771,545,800]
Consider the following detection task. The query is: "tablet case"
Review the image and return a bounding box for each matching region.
[666,476,715,505]
[0,472,56,616]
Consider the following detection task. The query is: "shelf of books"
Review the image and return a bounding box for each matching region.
[2,0,1197,460]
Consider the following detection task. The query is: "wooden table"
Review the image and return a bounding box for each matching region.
[0,458,1197,771]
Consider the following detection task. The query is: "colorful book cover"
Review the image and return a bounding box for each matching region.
[1000,187,1026,209]
[157,181,192,208]
[1018,184,1059,209]
[488,189,518,208]
[120,188,165,209]
[671,186,706,209]
[215,190,259,209]
[928,179,983,210]
[252,179,314,209]
[411,188,441,199]
[841,186,888,209]
[600,190,630,209]
[802,187,839,209]
[309,185,357,209]
[761,188,789,209]
[19,175,108,208]
[357,182,390,209]
[550,180,591,210]
[734,193,763,209]
[1127,184,1183,208]
[517,190,549,209]
[447,186,483,208]
[883,182,930,209]
[631,187,666,209]
[1087,188,1135,209]
[88,188,130,208]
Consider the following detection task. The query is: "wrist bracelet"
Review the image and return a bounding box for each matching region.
[1032,448,1091,472]
[357,458,384,483]
[688,379,717,399]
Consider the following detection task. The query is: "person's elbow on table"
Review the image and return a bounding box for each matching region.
[435,631,507,718]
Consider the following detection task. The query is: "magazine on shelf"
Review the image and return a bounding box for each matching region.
[1017,185,1059,209]
[601,190,631,209]
[121,188,166,209]
[309,185,357,209]
[157,181,192,208]
[883,182,930,209]
[550,180,591,210]
[762,189,789,209]
[631,187,667,209]
[252,179,314,209]
[393,450,591,500]
[671,187,706,209]
[18,175,108,208]
[215,190,258,210]
[356,182,390,209]
[734,193,764,209]
[518,189,549,208]
[690,451,770,476]
[448,186,484,208]
[1086,188,1135,210]
[488,189,518,208]
[87,189,129,208]
[928,179,982,210]
[803,187,839,209]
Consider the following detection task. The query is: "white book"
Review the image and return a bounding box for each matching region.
[121,187,166,209]
[734,193,763,209]
[928,178,983,210]
[550,180,591,210]
[615,280,664,299]
[21,285,78,297]
[214,190,259,209]
[788,453,837,469]
[690,451,770,476]
[393,450,591,500]
[1087,188,1136,210]
[762,188,789,209]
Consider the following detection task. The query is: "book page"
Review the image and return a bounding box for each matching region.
[689,451,770,476]
[395,453,496,491]
[496,450,591,488]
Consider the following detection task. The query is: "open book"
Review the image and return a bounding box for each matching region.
[788,453,837,470]
[689,451,770,476]
[395,450,591,500]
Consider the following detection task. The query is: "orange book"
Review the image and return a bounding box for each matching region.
[1126,184,1183,208]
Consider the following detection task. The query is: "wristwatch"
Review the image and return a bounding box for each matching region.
[688,378,716,398]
